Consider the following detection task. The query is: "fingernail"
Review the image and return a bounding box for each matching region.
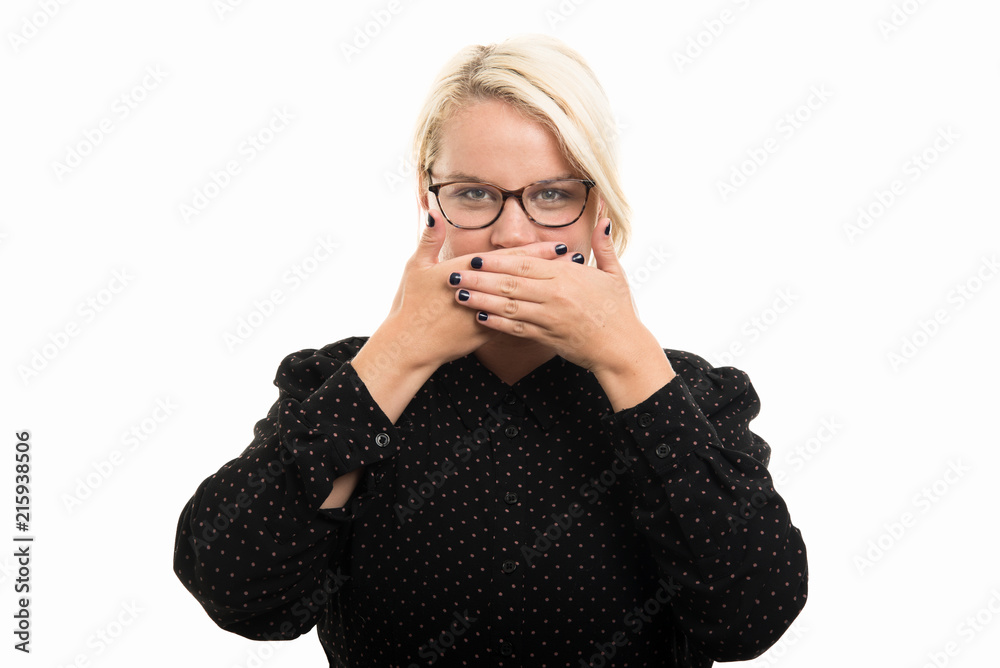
[449,272,461,285]
[427,212,434,227]
[458,289,470,302]
[572,253,585,264]
[471,256,483,269]
[604,221,611,236]
[477,311,488,321]
[555,243,567,255]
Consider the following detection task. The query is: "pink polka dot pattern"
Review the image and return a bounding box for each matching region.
[173,336,808,666]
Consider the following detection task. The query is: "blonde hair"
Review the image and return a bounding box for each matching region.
[411,33,632,258]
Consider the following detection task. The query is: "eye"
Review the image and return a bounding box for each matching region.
[536,189,567,201]
[459,188,492,201]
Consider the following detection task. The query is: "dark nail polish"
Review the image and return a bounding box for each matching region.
[471,256,482,269]
[477,311,488,321]
[604,221,610,236]
[449,272,461,285]
[427,212,434,227]
[572,253,585,264]
[458,289,470,302]
[555,243,567,255]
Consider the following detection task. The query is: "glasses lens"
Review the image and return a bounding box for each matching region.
[523,180,589,226]
[437,180,590,228]
[437,183,503,228]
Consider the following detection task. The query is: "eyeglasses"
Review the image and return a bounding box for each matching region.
[427,178,597,229]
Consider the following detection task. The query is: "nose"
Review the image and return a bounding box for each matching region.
[489,196,537,249]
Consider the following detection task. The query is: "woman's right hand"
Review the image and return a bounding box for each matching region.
[372,211,498,374]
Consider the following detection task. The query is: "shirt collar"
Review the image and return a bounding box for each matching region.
[433,349,602,433]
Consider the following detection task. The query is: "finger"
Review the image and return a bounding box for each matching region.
[470,307,547,341]
[454,286,546,323]
[465,251,562,279]
[473,240,570,261]
[448,267,549,304]
[446,241,571,288]
[591,216,622,275]
[415,210,446,266]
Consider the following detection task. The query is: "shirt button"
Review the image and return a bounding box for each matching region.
[655,443,671,458]
[499,641,514,656]
[638,412,653,427]
[503,391,517,405]
[504,425,519,438]
[504,492,518,505]
[501,559,518,573]
[374,432,390,447]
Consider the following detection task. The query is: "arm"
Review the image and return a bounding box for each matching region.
[596,344,808,662]
[172,335,434,639]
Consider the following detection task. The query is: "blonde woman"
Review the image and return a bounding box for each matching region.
[174,34,808,667]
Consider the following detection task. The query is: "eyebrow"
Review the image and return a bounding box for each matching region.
[435,172,577,184]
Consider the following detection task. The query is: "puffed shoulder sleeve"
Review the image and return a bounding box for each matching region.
[173,336,415,640]
[598,349,808,662]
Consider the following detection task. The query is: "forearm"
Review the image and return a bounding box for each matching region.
[593,327,676,413]
[319,325,438,509]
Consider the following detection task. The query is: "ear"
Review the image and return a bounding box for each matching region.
[418,189,429,212]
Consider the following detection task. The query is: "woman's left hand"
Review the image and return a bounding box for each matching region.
[445,217,650,375]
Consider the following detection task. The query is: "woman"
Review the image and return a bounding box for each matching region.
[173,34,808,666]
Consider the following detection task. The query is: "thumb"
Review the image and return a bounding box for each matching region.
[592,217,621,275]
[416,210,446,265]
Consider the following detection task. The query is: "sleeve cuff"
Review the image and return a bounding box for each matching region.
[278,358,416,506]
[599,373,721,475]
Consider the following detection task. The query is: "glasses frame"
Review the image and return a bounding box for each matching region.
[427,178,597,229]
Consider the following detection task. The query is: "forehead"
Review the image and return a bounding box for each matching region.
[435,99,574,186]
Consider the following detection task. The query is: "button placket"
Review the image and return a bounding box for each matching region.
[489,399,525,663]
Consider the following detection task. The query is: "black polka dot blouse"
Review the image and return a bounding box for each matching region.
[173,336,808,666]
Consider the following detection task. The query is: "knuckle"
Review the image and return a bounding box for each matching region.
[516,259,532,277]
[503,299,519,316]
[499,277,517,295]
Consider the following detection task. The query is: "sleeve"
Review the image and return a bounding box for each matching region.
[172,336,415,640]
[598,349,808,662]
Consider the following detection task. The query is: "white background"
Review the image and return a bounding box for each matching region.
[2,1,998,666]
